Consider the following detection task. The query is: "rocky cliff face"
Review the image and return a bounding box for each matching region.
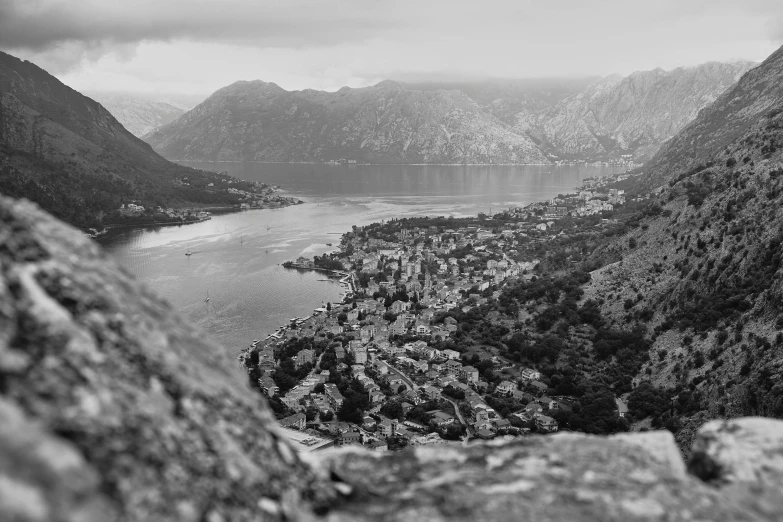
[520,62,755,161]
[145,80,548,164]
[147,63,751,165]
[639,47,783,191]
[3,195,783,521]
[85,92,190,137]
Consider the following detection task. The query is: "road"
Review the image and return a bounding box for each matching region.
[385,362,418,391]
[444,397,471,447]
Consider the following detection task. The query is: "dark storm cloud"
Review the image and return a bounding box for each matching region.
[0,0,397,51]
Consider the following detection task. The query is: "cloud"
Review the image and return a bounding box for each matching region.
[4,0,783,91]
[0,0,398,51]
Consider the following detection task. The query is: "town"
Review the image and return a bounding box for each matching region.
[239,178,647,454]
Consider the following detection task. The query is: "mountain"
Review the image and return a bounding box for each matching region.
[0,51,248,227]
[519,62,755,162]
[147,64,751,165]
[638,48,783,191]
[145,79,550,164]
[581,47,783,446]
[85,91,194,137]
[404,77,598,125]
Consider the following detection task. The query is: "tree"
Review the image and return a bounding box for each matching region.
[441,423,464,440]
[326,302,332,312]
[305,406,318,422]
[380,401,404,420]
[628,382,670,420]
[321,410,334,421]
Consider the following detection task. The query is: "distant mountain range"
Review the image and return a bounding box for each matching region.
[0,51,247,227]
[145,62,754,164]
[85,92,199,137]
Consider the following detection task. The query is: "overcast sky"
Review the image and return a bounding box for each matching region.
[2,0,782,96]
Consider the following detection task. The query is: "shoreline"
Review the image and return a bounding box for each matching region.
[176,160,630,168]
[254,264,355,343]
[90,201,304,237]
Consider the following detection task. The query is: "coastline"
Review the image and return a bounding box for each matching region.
[174,159,628,167]
[90,200,304,237]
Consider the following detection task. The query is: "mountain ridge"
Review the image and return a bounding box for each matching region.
[145,79,549,164]
[638,48,783,191]
[144,61,754,165]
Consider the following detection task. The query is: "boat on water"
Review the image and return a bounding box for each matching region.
[204,290,210,302]
[326,243,332,246]
[186,250,192,256]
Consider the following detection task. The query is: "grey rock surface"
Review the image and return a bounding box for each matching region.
[689,417,783,485]
[0,196,334,521]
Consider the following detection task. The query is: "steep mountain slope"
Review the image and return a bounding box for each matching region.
[639,48,783,191]
[146,80,549,164]
[0,51,246,227]
[85,92,190,137]
[583,101,783,446]
[521,62,754,161]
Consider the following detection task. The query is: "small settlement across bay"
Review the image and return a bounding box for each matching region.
[240,174,647,453]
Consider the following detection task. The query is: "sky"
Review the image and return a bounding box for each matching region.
[1,0,782,97]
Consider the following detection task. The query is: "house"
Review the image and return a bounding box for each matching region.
[477,428,495,440]
[416,324,431,336]
[367,440,388,452]
[353,346,368,364]
[442,349,460,360]
[390,300,411,314]
[296,349,315,367]
[338,431,362,446]
[520,368,541,381]
[324,383,345,408]
[496,380,517,396]
[422,385,441,400]
[369,390,386,404]
[494,418,512,431]
[539,396,559,411]
[529,380,548,394]
[363,416,377,429]
[378,419,397,438]
[279,413,306,430]
[443,360,462,375]
[459,365,479,383]
[616,398,629,418]
[430,411,456,427]
[535,414,558,433]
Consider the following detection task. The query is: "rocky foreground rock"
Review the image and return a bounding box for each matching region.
[1,195,783,521]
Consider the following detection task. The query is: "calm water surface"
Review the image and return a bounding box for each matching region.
[100,163,620,355]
